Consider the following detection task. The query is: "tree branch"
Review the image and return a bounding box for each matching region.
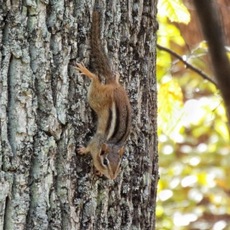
[157,44,218,87]
[193,0,230,123]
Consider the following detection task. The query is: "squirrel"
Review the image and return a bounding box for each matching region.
[76,9,131,180]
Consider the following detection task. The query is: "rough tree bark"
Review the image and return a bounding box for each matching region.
[0,0,158,229]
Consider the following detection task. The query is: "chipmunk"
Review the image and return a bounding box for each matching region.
[76,9,131,180]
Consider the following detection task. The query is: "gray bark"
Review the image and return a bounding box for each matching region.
[0,0,158,230]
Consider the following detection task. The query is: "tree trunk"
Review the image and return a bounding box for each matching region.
[0,1,158,229]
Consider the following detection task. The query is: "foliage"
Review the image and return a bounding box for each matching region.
[157,0,230,229]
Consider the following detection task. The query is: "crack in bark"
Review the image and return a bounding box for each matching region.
[6,53,16,156]
[3,195,10,230]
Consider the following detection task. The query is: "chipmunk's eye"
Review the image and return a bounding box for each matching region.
[103,158,109,166]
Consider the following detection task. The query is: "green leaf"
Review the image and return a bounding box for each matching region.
[158,0,191,24]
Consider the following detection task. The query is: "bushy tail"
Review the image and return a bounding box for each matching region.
[91,9,115,83]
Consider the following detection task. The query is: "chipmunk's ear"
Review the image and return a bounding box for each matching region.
[100,143,109,155]
[118,146,124,157]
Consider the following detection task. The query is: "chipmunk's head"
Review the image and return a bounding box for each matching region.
[97,143,124,180]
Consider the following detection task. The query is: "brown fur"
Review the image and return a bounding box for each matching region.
[76,9,131,180]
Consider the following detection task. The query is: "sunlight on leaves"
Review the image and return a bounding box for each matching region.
[173,212,197,227]
[213,221,227,230]
[158,78,184,139]
[157,17,185,46]
[157,1,230,229]
[158,189,173,201]
[158,0,190,24]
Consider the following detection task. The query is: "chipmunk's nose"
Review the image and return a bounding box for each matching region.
[109,172,116,180]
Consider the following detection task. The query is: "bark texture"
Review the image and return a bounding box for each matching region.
[0,0,158,229]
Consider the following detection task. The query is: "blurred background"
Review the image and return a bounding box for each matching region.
[157,0,230,229]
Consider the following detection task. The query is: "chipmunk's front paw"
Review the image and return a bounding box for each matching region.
[76,63,85,74]
[77,146,87,155]
[94,168,103,177]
